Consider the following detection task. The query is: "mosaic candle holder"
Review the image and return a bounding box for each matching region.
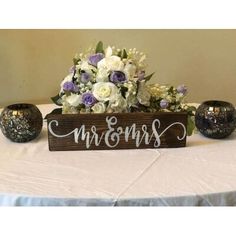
[195,100,236,139]
[0,103,43,142]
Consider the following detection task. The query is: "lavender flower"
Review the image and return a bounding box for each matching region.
[82,92,97,107]
[177,84,187,95]
[160,99,169,109]
[88,53,104,67]
[63,81,79,92]
[81,72,91,83]
[109,71,127,84]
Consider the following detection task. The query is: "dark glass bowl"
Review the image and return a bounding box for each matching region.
[0,103,43,142]
[195,100,236,139]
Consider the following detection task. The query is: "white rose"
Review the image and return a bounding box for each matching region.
[91,102,106,113]
[92,82,118,102]
[108,94,127,113]
[65,94,82,107]
[97,56,124,71]
[137,81,151,106]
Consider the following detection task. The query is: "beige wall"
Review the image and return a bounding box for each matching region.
[0,29,236,107]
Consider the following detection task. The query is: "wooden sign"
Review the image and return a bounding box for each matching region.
[47,112,188,151]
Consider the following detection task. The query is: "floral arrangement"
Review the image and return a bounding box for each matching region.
[51,41,195,135]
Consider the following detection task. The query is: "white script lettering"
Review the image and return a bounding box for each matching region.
[48,116,186,149]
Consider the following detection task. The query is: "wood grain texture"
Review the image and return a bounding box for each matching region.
[47,112,187,151]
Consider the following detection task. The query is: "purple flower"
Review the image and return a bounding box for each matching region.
[137,71,145,81]
[81,72,91,83]
[69,65,76,73]
[160,99,169,109]
[109,71,127,83]
[88,53,104,67]
[63,81,79,92]
[177,84,187,95]
[82,92,97,107]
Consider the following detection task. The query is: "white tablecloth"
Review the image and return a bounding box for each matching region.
[0,104,236,206]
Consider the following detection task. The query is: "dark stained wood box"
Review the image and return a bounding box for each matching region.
[47,112,188,151]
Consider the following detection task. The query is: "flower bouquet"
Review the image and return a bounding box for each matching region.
[48,41,195,151]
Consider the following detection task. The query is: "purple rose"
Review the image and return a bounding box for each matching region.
[82,92,97,107]
[109,71,127,83]
[88,53,104,67]
[177,84,187,95]
[63,81,79,92]
[81,72,91,83]
[160,99,169,109]
[137,71,145,81]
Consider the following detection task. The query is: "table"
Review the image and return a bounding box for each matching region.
[0,104,236,206]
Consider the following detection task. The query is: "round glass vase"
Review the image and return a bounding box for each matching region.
[195,100,236,139]
[0,103,43,143]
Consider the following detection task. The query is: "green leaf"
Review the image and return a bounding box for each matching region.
[95,41,104,54]
[186,106,197,113]
[51,94,62,106]
[117,50,122,57]
[122,49,128,59]
[64,91,71,96]
[168,86,174,93]
[187,115,195,136]
[120,86,128,98]
[73,57,80,65]
[144,72,155,82]
[73,54,81,65]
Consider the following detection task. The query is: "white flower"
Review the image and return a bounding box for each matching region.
[137,81,151,106]
[105,46,113,57]
[124,81,138,106]
[91,102,106,113]
[108,94,127,113]
[96,67,109,82]
[139,54,146,63]
[81,61,95,71]
[64,94,82,107]
[165,95,174,103]
[124,62,137,81]
[97,56,124,72]
[92,82,118,102]
[62,104,79,114]
[147,84,168,97]
[176,93,184,102]
[96,47,124,82]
